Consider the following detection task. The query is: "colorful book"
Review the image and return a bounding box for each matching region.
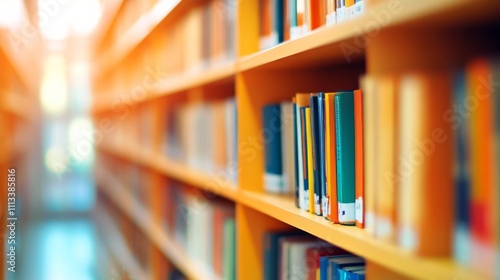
[317,93,327,218]
[354,89,364,228]
[282,102,295,194]
[467,59,496,270]
[293,98,300,206]
[375,76,397,241]
[297,93,311,209]
[262,104,284,193]
[306,107,315,212]
[334,92,356,225]
[397,72,453,255]
[310,94,322,215]
[452,70,471,265]
[223,218,236,280]
[325,93,338,223]
[360,77,377,235]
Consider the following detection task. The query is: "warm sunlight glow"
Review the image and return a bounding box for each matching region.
[40,55,68,116]
[38,0,102,40]
[68,117,94,163]
[0,0,24,28]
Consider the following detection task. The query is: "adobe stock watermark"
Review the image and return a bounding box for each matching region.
[9,0,73,50]
[385,73,499,186]
[50,65,168,180]
[340,0,406,63]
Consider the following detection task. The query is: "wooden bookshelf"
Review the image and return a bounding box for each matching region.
[95,164,221,280]
[92,0,500,279]
[95,204,153,280]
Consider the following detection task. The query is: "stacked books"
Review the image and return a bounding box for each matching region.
[164,97,238,183]
[259,0,365,49]
[262,91,364,226]
[168,185,236,280]
[263,230,365,279]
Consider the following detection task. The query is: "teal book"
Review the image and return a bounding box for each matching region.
[262,104,283,193]
[223,218,236,280]
[334,92,356,225]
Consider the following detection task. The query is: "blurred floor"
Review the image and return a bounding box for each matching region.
[13,216,113,280]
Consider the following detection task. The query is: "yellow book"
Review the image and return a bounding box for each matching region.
[306,107,315,213]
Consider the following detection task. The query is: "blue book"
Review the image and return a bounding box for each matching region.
[334,92,356,225]
[328,256,364,280]
[300,107,310,208]
[274,0,285,43]
[293,102,300,207]
[262,104,284,193]
[452,71,471,265]
[310,94,322,215]
[317,93,327,218]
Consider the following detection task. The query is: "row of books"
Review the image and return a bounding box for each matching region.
[164,97,238,183]
[264,230,365,280]
[451,58,500,270]
[262,90,364,226]
[259,0,365,49]
[163,0,237,74]
[98,192,154,276]
[168,184,236,279]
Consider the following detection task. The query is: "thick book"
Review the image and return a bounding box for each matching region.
[452,70,471,265]
[317,93,327,218]
[467,59,496,270]
[325,93,338,223]
[397,72,453,256]
[334,92,356,225]
[310,94,322,215]
[223,217,236,280]
[293,99,300,206]
[376,76,397,241]
[281,102,295,194]
[296,93,311,210]
[360,77,376,235]
[262,104,284,193]
[354,89,364,228]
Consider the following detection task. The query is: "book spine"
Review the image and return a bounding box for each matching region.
[453,70,471,265]
[310,95,322,215]
[354,89,364,228]
[325,93,338,223]
[335,92,356,225]
[281,102,295,194]
[263,104,284,193]
[494,59,500,275]
[306,107,315,212]
[317,93,327,218]
[275,0,285,43]
[301,107,310,209]
[293,101,300,207]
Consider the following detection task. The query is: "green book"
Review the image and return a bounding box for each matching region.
[334,92,356,225]
[223,218,236,280]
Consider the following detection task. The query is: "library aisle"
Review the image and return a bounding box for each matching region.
[2,0,500,280]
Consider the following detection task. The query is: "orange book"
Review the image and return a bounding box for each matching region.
[324,93,338,223]
[354,89,364,228]
[308,0,321,30]
[397,72,453,255]
[360,76,377,235]
[375,76,397,242]
[467,59,496,270]
[306,107,315,213]
[214,101,227,172]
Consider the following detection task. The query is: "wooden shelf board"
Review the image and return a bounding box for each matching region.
[97,143,487,280]
[96,165,220,280]
[91,0,125,53]
[95,204,152,280]
[237,192,484,280]
[237,0,500,72]
[92,62,236,114]
[0,31,39,94]
[152,62,236,99]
